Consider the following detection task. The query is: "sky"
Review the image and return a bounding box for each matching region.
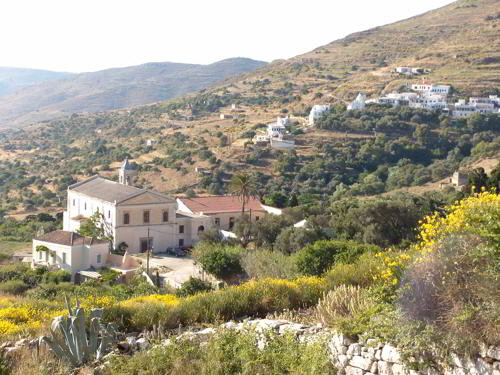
[0,0,455,73]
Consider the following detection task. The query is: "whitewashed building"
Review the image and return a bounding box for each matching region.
[411,83,451,97]
[347,93,366,111]
[308,105,330,125]
[451,99,497,118]
[410,94,448,110]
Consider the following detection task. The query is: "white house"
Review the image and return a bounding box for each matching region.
[409,94,448,110]
[347,93,366,111]
[32,231,109,280]
[276,116,289,126]
[451,99,497,118]
[267,123,286,138]
[411,83,451,97]
[308,105,330,125]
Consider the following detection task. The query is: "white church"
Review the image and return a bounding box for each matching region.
[32,159,276,279]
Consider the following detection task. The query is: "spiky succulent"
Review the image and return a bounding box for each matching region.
[39,296,118,367]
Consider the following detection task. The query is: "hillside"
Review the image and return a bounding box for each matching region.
[0,67,71,96]
[0,58,266,128]
[213,0,499,110]
[0,0,499,220]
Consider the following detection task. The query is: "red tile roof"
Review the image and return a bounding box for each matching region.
[179,196,264,214]
[35,230,108,246]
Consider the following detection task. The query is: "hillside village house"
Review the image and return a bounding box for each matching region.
[347,93,367,111]
[32,159,277,279]
[308,105,330,125]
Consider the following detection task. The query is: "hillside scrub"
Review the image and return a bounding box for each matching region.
[102,328,334,375]
[315,191,500,357]
[294,240,380,276]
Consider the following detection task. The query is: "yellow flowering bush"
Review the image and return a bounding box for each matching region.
[120,294,179,307]
[417,191,500,252]
[80,295,117,310]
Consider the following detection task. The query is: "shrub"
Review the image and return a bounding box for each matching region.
[104,277,326,332]
[400,234,500,348]
[176,277,213,297]
[103,327,334,375]
[294,240,379,276]
[417,190,500,253]
[326,252,382,288]
[241,249,298,279]
[316,285,374,336]
[43,270,71,284]
[192,243,243,281]
[0,280,30,295]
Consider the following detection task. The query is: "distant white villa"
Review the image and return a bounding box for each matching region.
[308,105,330,125]
[347,93,366,111]
[451,99,498,118]
[253,116,295,149]
[411,83,451,97]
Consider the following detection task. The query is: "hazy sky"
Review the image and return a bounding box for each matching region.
[0,0,455,73]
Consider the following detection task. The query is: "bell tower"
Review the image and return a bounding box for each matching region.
[119,158,136,186]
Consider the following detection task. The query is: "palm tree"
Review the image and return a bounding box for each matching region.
[229,173,259,216]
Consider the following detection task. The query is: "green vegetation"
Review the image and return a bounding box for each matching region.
[103,328,334,375]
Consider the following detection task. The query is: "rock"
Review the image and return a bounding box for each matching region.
[381,345,401,363]
[4,346,21,357]
[136,337,149,351]
[126,336,137,347]
[345,365,365,375]
[347,343,362,356]
[370,361,378,374]
[28,339,39,349]
[375,349,382,361]
[15,339,29,347]
[362,347,376,360]
[278,323,306,335]
[197,328,216,335]
[0,342,12,350]
[378,361,393,375]
[392,363,409,375]
[487,348,500,362]
[350,355,373,371]
[337,354,350,367]
[116,341,130,353]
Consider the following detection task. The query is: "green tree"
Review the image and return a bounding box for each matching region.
[294,240,379,276]
[77,212,113,245]
[192,243,243,282]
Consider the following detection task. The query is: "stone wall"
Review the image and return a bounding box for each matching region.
[329,333,500,375]
[89,318,500,375]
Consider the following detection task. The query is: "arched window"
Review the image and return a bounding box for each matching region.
[123,213,130,225]
[163,211,169,222]
[197,225,205,234]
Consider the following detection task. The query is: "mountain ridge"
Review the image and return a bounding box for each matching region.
[0,57,266,128]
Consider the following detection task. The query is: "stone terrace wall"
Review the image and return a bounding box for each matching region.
[329,333,500,375]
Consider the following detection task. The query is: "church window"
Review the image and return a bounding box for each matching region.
[143,210,150,224]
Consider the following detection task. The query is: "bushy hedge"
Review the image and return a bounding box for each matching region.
[104,277,326,332]
[294,240,380,276]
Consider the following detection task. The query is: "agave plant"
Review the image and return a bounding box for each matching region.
[39,296,118,367]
